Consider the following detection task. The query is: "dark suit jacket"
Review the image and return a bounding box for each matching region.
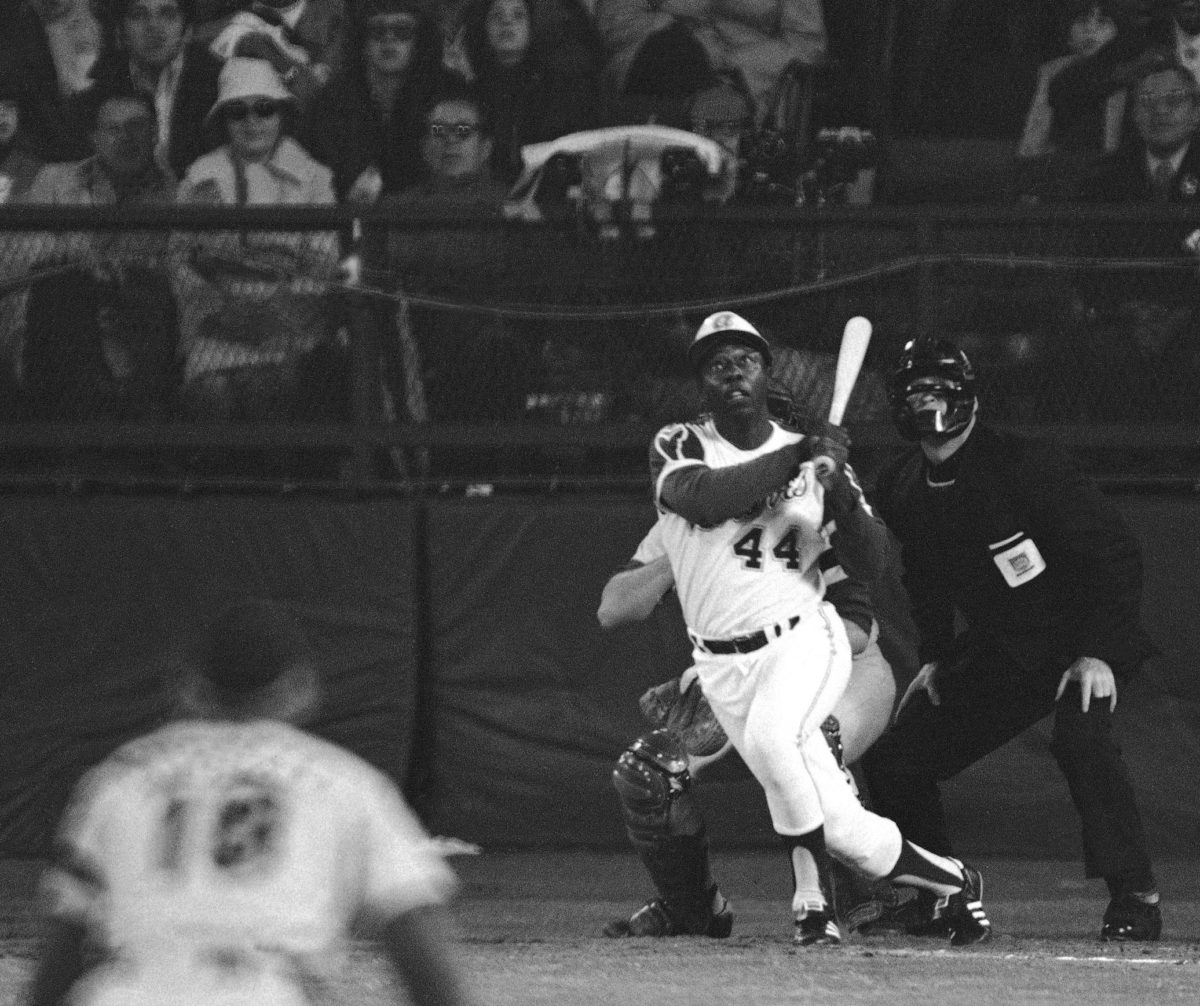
[89,43,224,180]
[1,3,94,161]
[1074,136,1200,310]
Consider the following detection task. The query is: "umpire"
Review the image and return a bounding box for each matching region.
[861,337,1161,942]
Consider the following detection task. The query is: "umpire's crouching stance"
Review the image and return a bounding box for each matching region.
[862,337,1161,941]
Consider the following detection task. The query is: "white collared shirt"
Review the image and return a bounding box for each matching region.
[131,47,185,172]
[1146,146,1188,181]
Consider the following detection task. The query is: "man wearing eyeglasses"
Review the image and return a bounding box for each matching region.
[403,74,508,200]
[1074,45,1200,422]
[633,310,992,946]
[383,74,527,476]
[15,83,179,423]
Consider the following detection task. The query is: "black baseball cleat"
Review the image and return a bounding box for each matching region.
[1100,894,1162,942]
[794,909,842,947]
[943,860,991,946]
[603,897,733,938]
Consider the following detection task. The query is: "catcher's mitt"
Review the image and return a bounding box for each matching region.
[637,674,728,758]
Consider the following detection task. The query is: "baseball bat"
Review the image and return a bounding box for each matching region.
[814,316,873,474]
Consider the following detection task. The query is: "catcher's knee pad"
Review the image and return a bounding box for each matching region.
[612,729,704,839]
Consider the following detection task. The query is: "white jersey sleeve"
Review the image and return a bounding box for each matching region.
[41,754,130,927]
[630,519,667,566]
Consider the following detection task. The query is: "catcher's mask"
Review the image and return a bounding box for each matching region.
[889,337,977,441]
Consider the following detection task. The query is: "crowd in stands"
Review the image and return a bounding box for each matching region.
[2,0,1200,455]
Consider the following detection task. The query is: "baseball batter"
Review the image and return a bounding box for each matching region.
[29,600,475,1006]
[601,513,909,940]
[641,310,991,945]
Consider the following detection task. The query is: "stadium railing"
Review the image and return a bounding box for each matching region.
[2,201,1199,492]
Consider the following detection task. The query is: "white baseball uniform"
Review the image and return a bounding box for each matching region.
[650,417,901,881]
[41,719,458,1006]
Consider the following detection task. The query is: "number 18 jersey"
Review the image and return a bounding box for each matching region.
[650,417,829,641]
[42,719,457,1006]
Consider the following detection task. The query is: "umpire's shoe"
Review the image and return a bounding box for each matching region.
[794,908,841,947]
[603,895,733,938]
[943,860,991,947]
[1100,894,1162,942]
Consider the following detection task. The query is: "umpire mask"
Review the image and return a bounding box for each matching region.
[889,338,977,441]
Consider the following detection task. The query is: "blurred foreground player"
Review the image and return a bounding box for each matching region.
[863,337,1161,942]
[29,599,477,1006]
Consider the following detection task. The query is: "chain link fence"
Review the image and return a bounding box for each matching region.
[1,204,1199,490]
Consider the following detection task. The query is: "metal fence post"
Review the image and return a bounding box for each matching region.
[344,217,386,489]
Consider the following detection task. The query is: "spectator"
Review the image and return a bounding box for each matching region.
[1018,3,1124,158]
[1017,1,1140,200]
[1169,0,1200,87]
[88,0,224,180]
[394,72,509,205]
[593,0,826,130]
[1074,46,1200,421]
[17,84,179,421]
[439,0,600,80]
[463,0,600,184]
[0,74,44,204]
[192,0,349,109]
[299,0,443,203]
[438,0,477,78]
[686,70,755,162]
[384,75,532,473]
[170,56,344,426]
[1,0,110,160]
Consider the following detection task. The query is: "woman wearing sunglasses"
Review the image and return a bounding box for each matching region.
[169,56,344,438]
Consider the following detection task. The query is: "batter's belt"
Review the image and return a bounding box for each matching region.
[689,614,802,654]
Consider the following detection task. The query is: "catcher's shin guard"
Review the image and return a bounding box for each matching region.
[610,729,725,935]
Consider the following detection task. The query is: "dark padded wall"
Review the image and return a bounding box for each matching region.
[0,497,422,856]
[1,493,1197,860]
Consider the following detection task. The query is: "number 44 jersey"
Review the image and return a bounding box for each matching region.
[650,417,830,641]
[42,719,458,1006]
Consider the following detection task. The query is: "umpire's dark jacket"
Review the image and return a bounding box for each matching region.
[873,423,1157,677]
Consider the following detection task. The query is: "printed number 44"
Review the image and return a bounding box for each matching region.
[732,526,804,570]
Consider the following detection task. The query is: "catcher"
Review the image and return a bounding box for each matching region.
[600,393,920,939]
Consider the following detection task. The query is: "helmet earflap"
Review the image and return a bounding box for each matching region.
[889,337,977,441]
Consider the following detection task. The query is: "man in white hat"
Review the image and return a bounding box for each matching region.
[28,598,479,1006]
[637,310,993,946]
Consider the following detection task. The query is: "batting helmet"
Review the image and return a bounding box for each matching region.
[889,337,977,441]
[687,311,772,372]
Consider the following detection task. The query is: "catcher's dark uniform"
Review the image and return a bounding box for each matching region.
[862,423,1157,897]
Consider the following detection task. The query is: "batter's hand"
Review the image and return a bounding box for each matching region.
[896,661,940,720]
[1055,655,1117,712]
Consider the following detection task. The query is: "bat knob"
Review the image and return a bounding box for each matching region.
[813,455,835,477]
